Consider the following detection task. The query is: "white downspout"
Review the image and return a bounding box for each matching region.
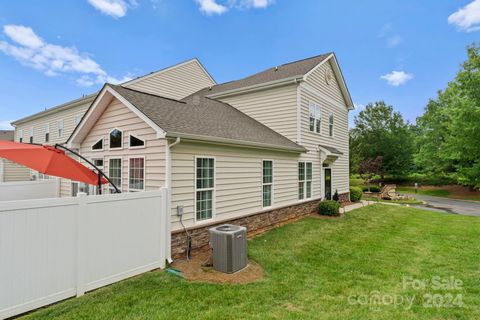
[165,137,180,263]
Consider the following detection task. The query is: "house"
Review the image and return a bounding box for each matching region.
[66,52,354,258]
[0,130,30,182]
[9,58,216,192]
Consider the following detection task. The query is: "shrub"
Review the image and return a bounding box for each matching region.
[319,200,340,216]
[362,185,381,192]
[350,177,364,187]
[350,187,363,202]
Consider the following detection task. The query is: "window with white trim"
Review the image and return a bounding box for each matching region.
[329,113,334,137]
[29,127,33,143]
[74,114,82,126]
[309,103,321,133]
[92,138,103,151]
[196,157,214,221]
[45,124,49,143]
[129,134,145,148]
[92,159,104,195]
[109,158,122,193]
[58,120,64,138]
[19,129,23,143]
[110,129,122,149]
[129,158,144,191]
[262,160,273,207]
[298,161,312,200]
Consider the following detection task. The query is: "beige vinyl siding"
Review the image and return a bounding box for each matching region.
[306,60,348,106]
[217,84,299,142]
[170,141,301,231]
[127,60,215,100]
[69,98,165,197]
[2,159,31,182]
[300,60,350,195]
[14,101,91,145]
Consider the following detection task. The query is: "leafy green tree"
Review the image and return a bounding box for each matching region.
[350,101,414,178]
[415,44,480,188]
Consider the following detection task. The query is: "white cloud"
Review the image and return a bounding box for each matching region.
[0,120,14,130]
[87,0,138,18]
[0,24,130,87]
[4,25,43,48]
[380,71,414,87]
[448,0,480,32]
[386,35,402,48]
[195,0,274,15]
[196,0,228,15]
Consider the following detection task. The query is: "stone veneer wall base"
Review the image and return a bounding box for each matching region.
[171,193,349,259]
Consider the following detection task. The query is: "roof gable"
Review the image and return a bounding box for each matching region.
[69,84,306,153]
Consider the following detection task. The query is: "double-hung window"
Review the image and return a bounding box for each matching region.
[329,113,334,137]
[196,157,214,222]
[262,160,273,207]
[298,161,313,200]
[29,127,33,143]
[109,158,122,193]
[58,120,64,138]
[45,124,49,143]
[129,157,145,191]
[309,103,321,133]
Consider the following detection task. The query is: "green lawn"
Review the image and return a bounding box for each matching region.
[397,186,451,198]
[23,205,480,319]
[363,196,423,205]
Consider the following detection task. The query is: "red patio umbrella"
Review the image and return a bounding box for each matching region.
[0,141,114,190]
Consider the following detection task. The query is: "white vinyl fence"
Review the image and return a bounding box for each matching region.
[0,179,59,201]
[0,189,169,319]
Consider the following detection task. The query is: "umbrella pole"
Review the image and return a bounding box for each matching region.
[98,173,102,195]
[55,144,121,193]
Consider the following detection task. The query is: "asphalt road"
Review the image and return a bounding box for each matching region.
[402,194,480,216]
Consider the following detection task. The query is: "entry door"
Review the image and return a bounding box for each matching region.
[324,168,332,200]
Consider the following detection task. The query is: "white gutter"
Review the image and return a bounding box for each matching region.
[206,76,304,99]
[166,133,306,153]
[164,137,181,263]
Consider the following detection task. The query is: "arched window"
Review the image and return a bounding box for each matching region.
[109,129,123,149]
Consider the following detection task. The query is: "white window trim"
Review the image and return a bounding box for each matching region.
[91,157,105,195]
[29,127,33,143]
[109,128,123,150]
[262,159,274,208]
[194,155,216,225]
[91,137,104,151]
[18,129,23,142]
[298,161,313,201]
[309,102,322,134]
[328,113,334,138]
[127,156,145,192]
[45,124,50,143]
[128,133,146,149]
[108,157,123,193]
[58,120,64,138]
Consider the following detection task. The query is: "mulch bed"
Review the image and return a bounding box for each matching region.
[171,250,264,284]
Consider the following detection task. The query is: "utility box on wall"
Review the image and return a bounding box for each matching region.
[209,224,247,273]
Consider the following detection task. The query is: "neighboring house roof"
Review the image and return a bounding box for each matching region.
[199,53,331,96]
[200,52,354,110]
[11,58,214,126]
[69,84,306,153]
[0,130,14,141]
[318,144,343,155]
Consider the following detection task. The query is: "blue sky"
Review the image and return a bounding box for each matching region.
[0,0,479,129]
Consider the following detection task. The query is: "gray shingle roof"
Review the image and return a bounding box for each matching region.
[109,85,306,152]
[197,53,331,96]
[0,130,14,141]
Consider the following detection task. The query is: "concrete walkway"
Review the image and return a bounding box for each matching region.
[342,200,376,213]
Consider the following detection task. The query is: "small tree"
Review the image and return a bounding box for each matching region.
[359,156,384,192]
